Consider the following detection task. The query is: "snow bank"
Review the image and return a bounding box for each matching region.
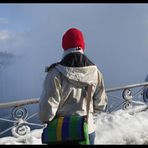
[0,105,148,145]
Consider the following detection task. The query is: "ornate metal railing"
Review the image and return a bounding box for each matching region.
[0,98,44,138]
[0,82,148,139]
[105,82,148,113]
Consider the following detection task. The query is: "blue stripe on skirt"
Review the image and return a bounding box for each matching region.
[42,126,49,143]
[62,116,70,140]
[77,116,84,140]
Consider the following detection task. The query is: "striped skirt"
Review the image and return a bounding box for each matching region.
[41,115,89,145]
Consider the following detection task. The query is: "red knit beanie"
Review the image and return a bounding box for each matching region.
[62,28,85,51]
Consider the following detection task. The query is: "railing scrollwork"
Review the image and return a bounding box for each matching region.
[122,89,133,101]
[0,82,148,139]
[0,98,45,138]
[143,86,148,102]
[11,106,30,138]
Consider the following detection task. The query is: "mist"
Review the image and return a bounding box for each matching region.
[0,3,148,103]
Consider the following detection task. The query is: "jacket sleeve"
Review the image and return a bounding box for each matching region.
[38,68,61,123]
[93,70,108,113]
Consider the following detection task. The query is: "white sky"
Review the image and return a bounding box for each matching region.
[0,4,148,145]
[0,3,148,102]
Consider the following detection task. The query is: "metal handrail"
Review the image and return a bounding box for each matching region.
[106,82,148,93]
[0,98,39,109]
[0,82,147,109]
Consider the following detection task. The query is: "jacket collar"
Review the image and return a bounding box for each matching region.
[62,47,84,59]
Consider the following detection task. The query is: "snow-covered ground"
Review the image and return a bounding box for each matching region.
[0,105,148,145]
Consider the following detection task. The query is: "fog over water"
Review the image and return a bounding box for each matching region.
[0,4,148,142]
[0,4,148,103]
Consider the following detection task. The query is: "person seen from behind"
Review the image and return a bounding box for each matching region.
[39,27,108,145]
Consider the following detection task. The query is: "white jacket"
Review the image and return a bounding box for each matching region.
[39,64,107,133]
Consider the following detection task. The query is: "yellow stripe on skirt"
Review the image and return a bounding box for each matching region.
[57,117,64,141]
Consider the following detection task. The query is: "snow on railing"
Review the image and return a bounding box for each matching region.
[0,82,148,138]
[0,98,44,138]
